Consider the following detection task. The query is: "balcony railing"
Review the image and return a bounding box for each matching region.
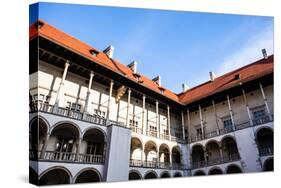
[189,115,273,144]
[30,102,126,127]
[34,150,105,164]
[146,130,158,138]
[252,115,272,126]
[259,146,273,157]
[130,159,185,170]
[131,126,143,134]
[192,154,240,169]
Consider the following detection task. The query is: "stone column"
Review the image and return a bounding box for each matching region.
[226,95,235,130]
[54,61,70,110]
[169,150,173,168]
[84,71,94,114]
[198,105,205,139]
[242,88,253,125]
[156,101,159,138]
[181,111,186,141]
[212,100,220,133]
[142,95,146,134]
[126,88,131,128]
[186,108,191,142]
[106,80,114,120]
[167,105,171,140]
[40,133,50,159]
[75,138,82,161]
[259,83,271,117]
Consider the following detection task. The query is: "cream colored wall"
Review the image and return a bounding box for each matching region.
[33,60,179,134]
[188,85,273,139]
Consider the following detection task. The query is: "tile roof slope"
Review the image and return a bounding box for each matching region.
[30,20,273,106]
[29,20,179,102]
[178,55,273,104]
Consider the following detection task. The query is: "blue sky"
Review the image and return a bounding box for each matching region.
[30,2,273,93]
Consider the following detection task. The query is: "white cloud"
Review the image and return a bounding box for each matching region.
[216,24,273,76]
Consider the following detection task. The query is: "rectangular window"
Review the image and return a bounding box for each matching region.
[223,118,233,131]
[196,127,203,137]
[253,109,266,120]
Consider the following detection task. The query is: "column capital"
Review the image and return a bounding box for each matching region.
[110,79,114,86]
[90,71,95,77]
[142,94,146,99]
[65,60,70,67]
[156,100,159,105]
[127,88,131,93]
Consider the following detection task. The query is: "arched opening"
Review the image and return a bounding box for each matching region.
[29,167,38,185]
[160,172,170,178]
[191,145,205,168]
[159,144,170,168]
[144,141,157,167]
[206,141,221,165]
[263,158,273,171]
[75,169,101,183]
[29,118,48,160]
[226,164,242,174]
[209,168,223,175]
[81,128,106,163]
[129,171,142,180]
[172,146,181,169]
[256,128,273,156]
[39,168,71,185]
[130,137,143,166]
[144,171,157,179]
[49,123,80,161]
[174,172,182,177]
[221,137,240,162]
[194,170,205,176]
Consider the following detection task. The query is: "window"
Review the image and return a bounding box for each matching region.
[196,127,203,138]
[94,109,106,117]
[253,109,266,120]
[223,118,233,131]
[66,102,81,112]
[149,125,157,132]
[129,119,139,127]
[163,129,168,135]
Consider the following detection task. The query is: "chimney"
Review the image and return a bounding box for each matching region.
[182,83,189,92]
[209,71,216,81]
[152,76,161,87]
[103,45,115,58]
[127,61,138,73]
[262,49,268,59]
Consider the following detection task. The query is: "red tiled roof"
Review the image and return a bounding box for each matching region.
[30,20,274,106]
[178,55,273,104]
[29,20,179,102]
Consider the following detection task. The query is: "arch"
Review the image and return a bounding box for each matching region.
[131,137,143,161]
[263,157,273,171]
[83,127,106,156]
[129,170,142,180]
[51,121,81,138]
[144,140,158,162]
[205,140,221,163]
[193,170,205,176]
[208,167,223,175]
[29,167,38,185]
[29,115,50,133]
[82,126,107,141]
[221,136,240,161]
[29,116,50,158]
[172,146,181,164]
[74,168,101,183]
[191,144,205,164]
[159,143,170,164]
[191,143,205,152]
[256,127,273,156]
[173,172,182,177]
[160,171,171,178]
[39,166,72,185]
[226,164,242,174]
[144,170,158,179]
